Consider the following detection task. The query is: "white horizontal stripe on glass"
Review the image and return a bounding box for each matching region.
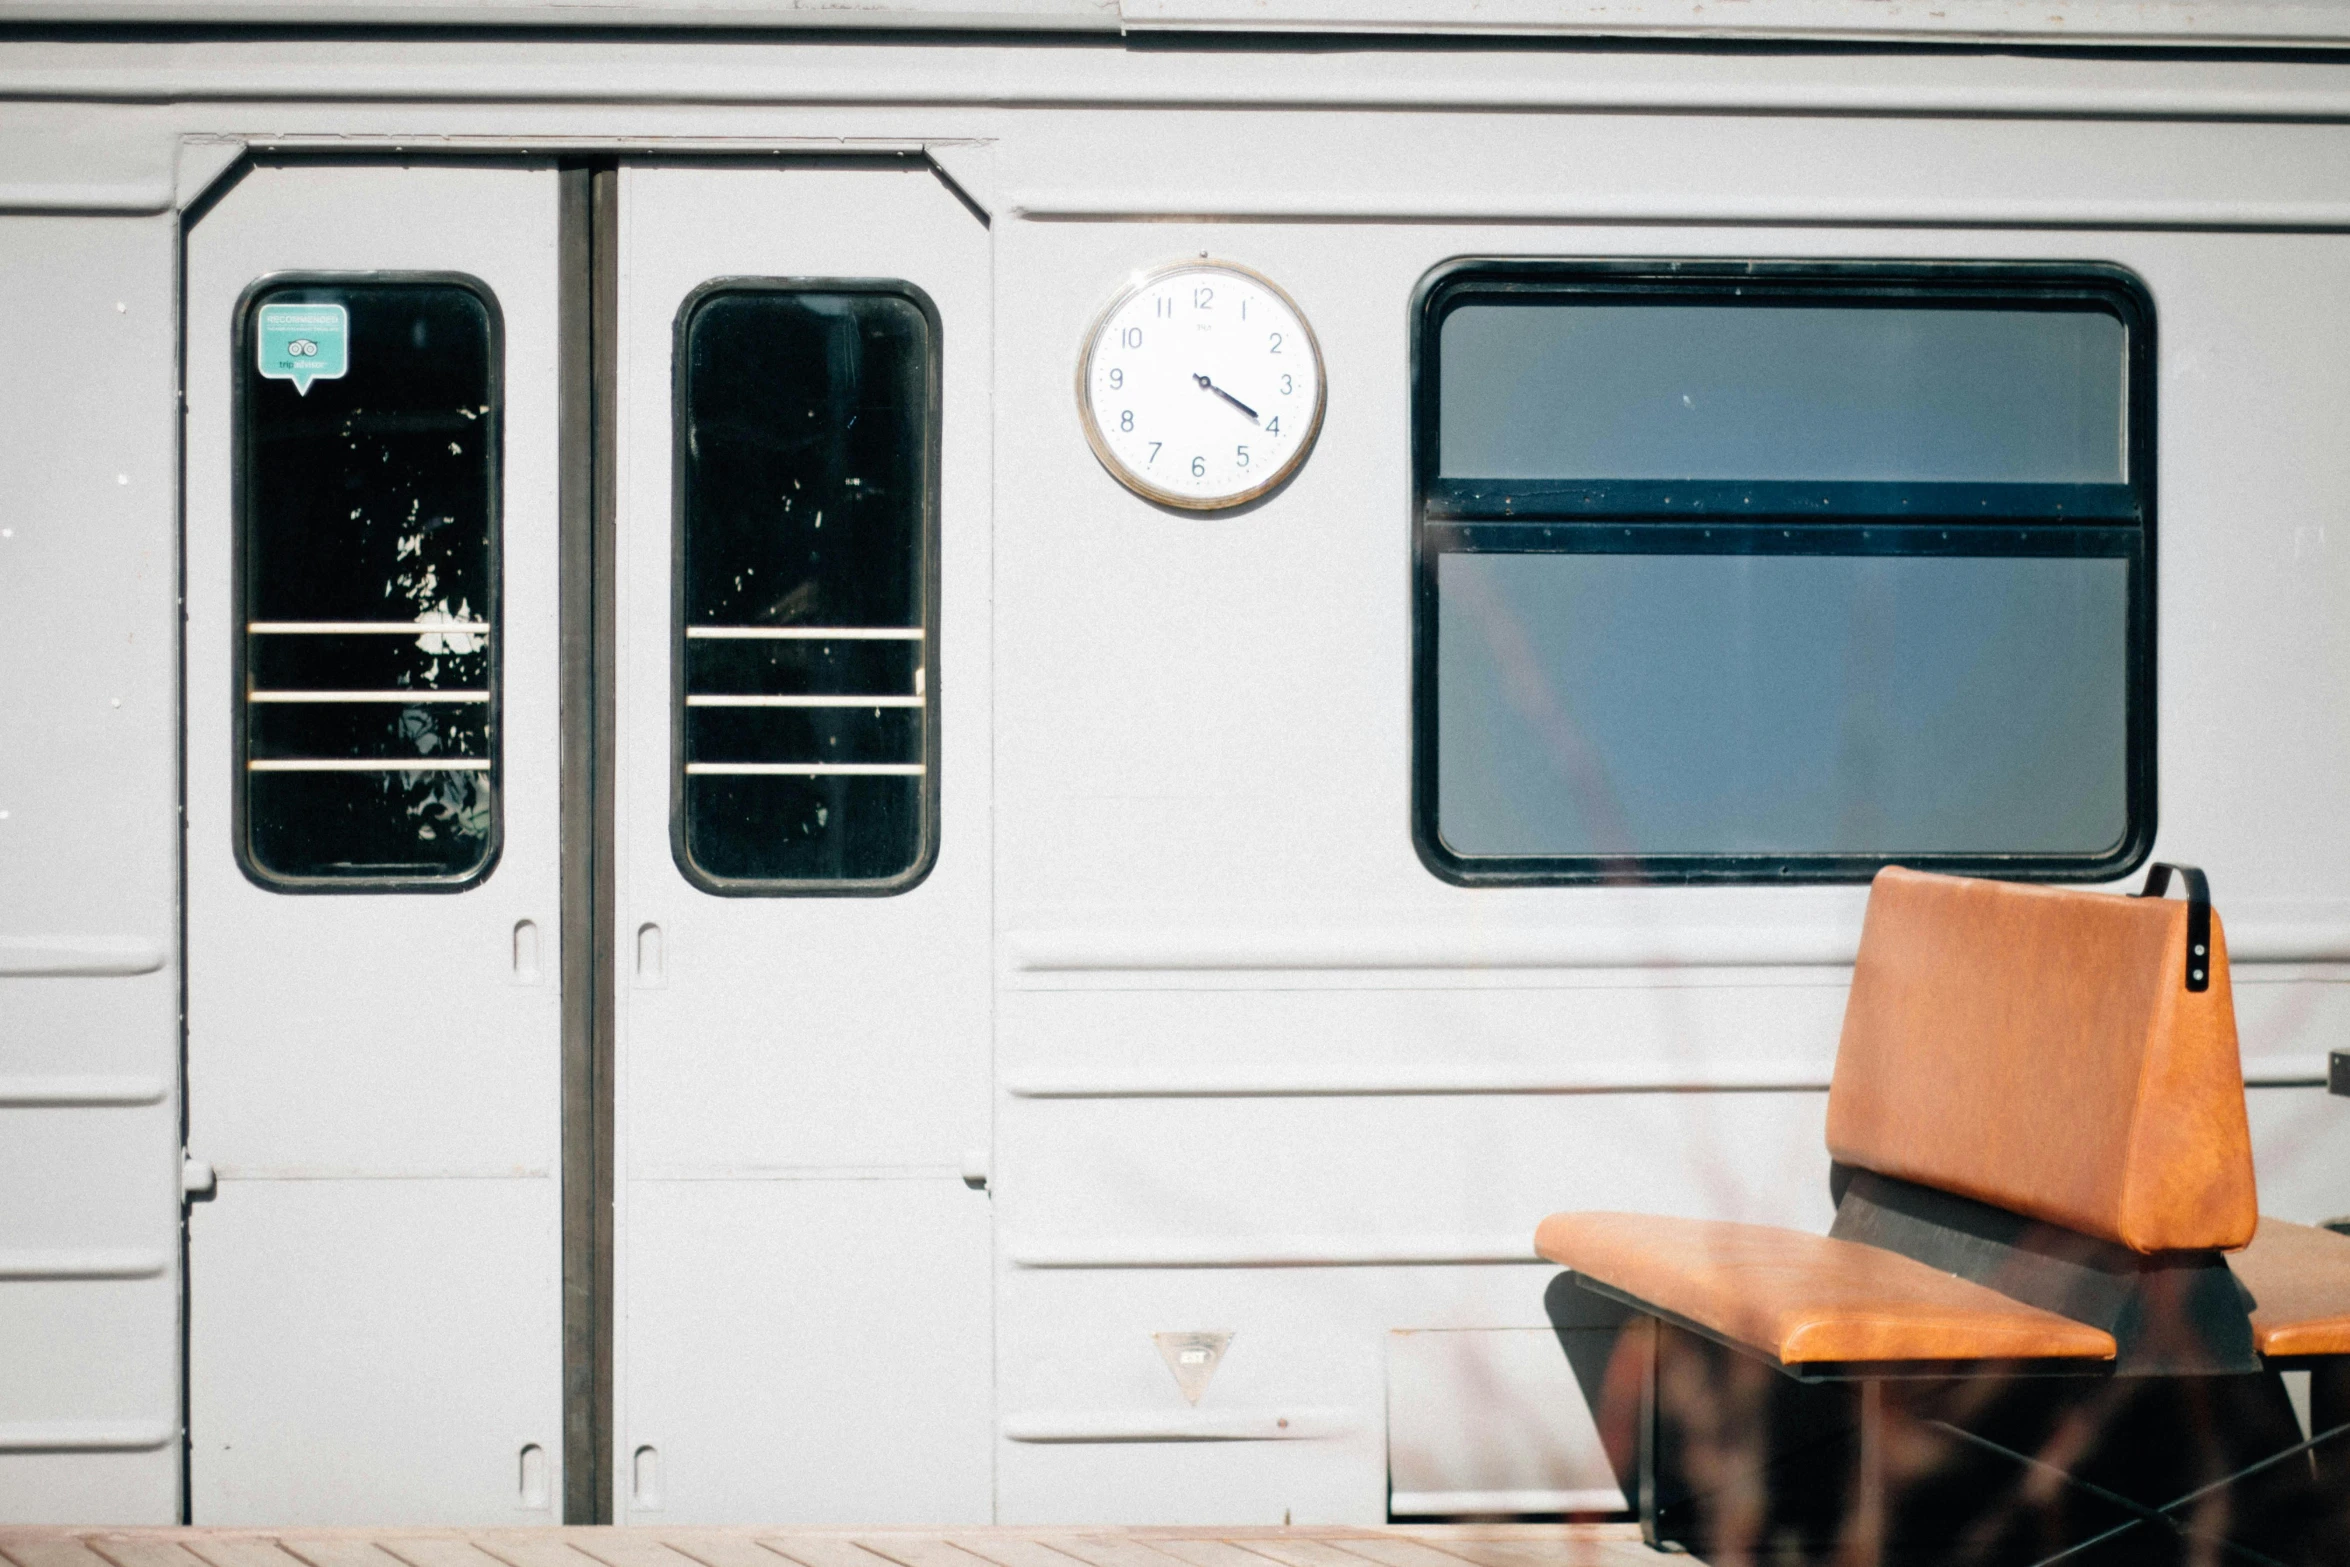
[247,621,492,635]
[248,759,493,772]
[249,690,490,703]
[684,763,926,777]
[685,694,921,708]
[685,626,923,641]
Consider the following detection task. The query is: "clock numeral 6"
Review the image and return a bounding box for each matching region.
[1190,455,1207,478]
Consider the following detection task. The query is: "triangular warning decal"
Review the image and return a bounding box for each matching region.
[1154,1331,1233,1406]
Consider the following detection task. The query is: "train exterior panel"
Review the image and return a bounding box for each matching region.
[3,7,2349,1526]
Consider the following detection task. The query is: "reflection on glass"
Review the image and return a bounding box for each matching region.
[1436,552,2130,860]
[1439,303,2126,484]
[238,280,499,885]
[1416,271,2149,879]
[675,285,936,890]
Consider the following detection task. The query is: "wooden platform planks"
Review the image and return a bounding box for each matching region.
[0,1529,1658,1567]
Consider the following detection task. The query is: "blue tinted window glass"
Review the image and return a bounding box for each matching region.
[1438,304,2126,484]
[1435,552,2130,859]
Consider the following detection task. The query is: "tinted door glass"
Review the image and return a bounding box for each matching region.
[674,284,939,892]
[237,277,501,888]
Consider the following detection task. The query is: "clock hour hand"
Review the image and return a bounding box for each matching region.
[1192,373,1260,424]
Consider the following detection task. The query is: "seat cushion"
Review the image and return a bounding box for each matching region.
[1536,1211,2117,1365]
[2231,1216,2350,1358]
[1827,866,2257,1256]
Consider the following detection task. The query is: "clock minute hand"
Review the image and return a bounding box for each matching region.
[1193,373,1260,424]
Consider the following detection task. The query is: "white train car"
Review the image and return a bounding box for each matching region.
[4,0,2350,1530]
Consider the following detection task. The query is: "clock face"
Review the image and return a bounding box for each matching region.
[1078,261,1327,510]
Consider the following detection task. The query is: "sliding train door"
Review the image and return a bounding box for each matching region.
[608,162,994,1521]
[182,162,566,1521]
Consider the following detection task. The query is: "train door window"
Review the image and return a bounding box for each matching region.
[673,281,941,893]
[236,276,502,889]
[1412,262,2153,884]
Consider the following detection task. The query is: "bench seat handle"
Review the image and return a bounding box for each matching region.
[2135,861,2213,992]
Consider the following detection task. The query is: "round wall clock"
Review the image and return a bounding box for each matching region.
[1077,259,1327,510]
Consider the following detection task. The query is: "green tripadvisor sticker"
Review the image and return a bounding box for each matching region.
[256,302,348,396]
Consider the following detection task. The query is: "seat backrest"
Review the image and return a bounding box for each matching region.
[1825,866,2256,1255]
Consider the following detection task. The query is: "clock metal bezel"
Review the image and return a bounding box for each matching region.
[1076,257,1330,512]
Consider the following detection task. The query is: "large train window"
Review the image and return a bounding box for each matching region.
[235,275,502,891]
[1412,261,2153,885]
[673,281,941,895]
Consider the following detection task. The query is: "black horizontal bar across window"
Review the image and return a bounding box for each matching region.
[1428,523,2142,560]
[1425,480,2140,524]
[1411,260,2156,887]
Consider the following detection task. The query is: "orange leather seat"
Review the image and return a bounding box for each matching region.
[1535,1212,2116,1365]
[1535,867,2349,1369]
[2232,1217,2350,1358]
[1828,867,2255,1256]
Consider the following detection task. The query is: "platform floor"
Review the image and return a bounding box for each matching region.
[0,1525,1661,1567]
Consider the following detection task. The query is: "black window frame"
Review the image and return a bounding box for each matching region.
[668,276,945,898]
[1410,258,2157,887]
[231,269,507,895]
